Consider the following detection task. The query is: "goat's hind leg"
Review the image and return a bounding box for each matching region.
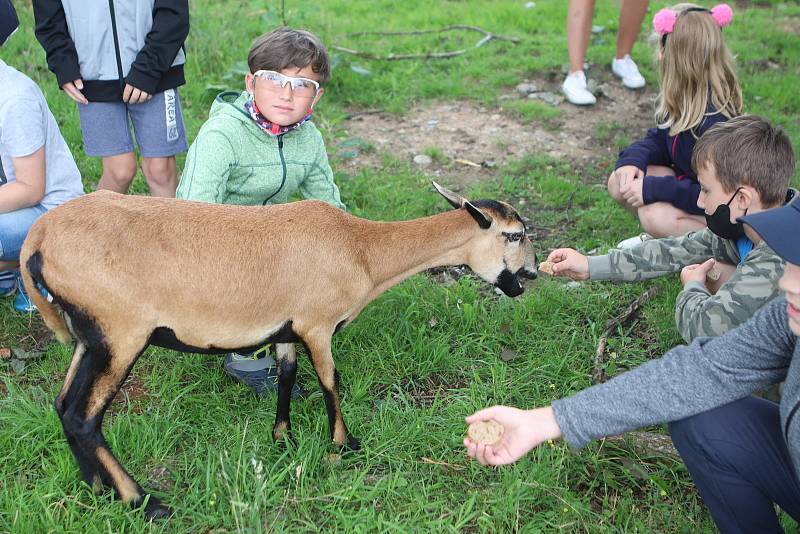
[59,333,170,520]
[273,343,297,442]
[56,341,109,494]
[304,333,360,451]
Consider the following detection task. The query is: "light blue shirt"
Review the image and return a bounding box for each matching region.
[0,58,83,210]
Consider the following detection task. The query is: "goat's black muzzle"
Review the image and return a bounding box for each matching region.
[496,268,526,297]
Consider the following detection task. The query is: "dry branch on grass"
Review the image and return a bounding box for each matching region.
[333,25,520,61]
[603,431,682,462]
[592,286,659,384]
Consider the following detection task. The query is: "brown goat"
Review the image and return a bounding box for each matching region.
[19,183,537,519]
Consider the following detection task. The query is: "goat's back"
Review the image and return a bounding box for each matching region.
[22,192,371,339]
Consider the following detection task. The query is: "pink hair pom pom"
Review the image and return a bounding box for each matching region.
[653,8,677,35]
[710,4,733,28]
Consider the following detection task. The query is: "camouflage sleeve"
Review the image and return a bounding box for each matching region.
[588,229,721,282]
[675,248,785,343]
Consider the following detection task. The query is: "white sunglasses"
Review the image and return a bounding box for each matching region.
[253,70,320,99]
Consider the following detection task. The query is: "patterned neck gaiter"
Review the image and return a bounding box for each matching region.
[244,97,312,136]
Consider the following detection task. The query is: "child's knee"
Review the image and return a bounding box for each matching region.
[102,158,137,188]
[637,202,656,225]
[141,157,176,183]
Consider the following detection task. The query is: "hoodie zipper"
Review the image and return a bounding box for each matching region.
[106,0,125,92]
[263,134,287,205]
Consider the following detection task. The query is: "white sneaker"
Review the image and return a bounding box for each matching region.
[617,233,652,249]
[561,71,596,106]
[611,55,646,89]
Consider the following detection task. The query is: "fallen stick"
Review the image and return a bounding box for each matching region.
[592,286,659,384]
[602,431,681,462]
[333,25,519,61]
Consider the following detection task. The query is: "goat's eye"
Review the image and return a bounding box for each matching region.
[503,232,523,243]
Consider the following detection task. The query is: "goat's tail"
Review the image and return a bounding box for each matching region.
[19,245,72,344]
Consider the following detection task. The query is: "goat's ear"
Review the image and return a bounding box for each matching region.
[432,181,465,209]
[464,200,493,229]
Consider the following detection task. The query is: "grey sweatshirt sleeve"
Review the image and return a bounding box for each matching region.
[552,297,796,450]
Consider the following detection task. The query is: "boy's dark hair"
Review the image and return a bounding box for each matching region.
[248,27,330,85]
[692,115,795,207]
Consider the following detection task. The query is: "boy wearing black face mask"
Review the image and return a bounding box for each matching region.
[545,116,795,343]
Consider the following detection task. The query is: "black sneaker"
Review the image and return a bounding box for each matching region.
[223,353,306,399]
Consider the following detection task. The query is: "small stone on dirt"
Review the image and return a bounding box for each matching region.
[149,466,174,492]
[500,348,518,362]
[337,149,359,160]
[516,82,538,95]
[413,154,433,166]
[528,91,564,106]
[426,119,439,129]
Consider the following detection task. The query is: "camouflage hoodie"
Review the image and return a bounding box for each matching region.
[587,228,783,343]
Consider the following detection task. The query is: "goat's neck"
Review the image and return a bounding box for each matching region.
[362,209,477,294]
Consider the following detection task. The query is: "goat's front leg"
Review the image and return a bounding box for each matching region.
[272,343,297,442]
[304,333,360,450]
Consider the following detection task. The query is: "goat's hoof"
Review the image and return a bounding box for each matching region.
[344,435,361,451]
[272,426,294,445]
[90,474,105,495]
[143,496,172,521]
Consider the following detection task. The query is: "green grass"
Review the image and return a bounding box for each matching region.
[2,0,800,532]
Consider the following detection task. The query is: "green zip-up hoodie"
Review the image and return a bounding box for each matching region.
[177,91,345,210]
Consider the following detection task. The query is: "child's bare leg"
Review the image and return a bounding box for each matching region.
[141,156,178,198]
[707,261,736,295]
[638,202,706,238]
[567,0,595,73]
[616,0,648,59]
[97,153,137,194]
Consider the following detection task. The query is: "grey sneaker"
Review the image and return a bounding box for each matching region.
[223,351,306,399]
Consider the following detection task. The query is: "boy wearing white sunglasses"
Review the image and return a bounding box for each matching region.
[177,27,345,398]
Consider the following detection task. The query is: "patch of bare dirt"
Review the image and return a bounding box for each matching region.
[371,372,469,408]
[780,16,800,35]
[109,374,150,414]
[1,316,54,352]
[338,71,656,190]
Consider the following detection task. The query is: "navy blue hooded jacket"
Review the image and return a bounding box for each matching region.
[615,107,729,215]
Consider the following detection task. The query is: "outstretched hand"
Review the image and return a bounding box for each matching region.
[463,406,562,466]
[546,248,590,280]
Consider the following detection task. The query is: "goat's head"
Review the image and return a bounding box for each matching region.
[433,182,537,297]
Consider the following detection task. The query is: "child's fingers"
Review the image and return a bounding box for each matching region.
[546,249,570,263]
[700,258,716,271]
[465,406,500,424]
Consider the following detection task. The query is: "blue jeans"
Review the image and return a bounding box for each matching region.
[0,204,47,261]
[669,397,800,533]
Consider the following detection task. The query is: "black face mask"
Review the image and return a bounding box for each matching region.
[706,187,746,240]
[0,0,19,47]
